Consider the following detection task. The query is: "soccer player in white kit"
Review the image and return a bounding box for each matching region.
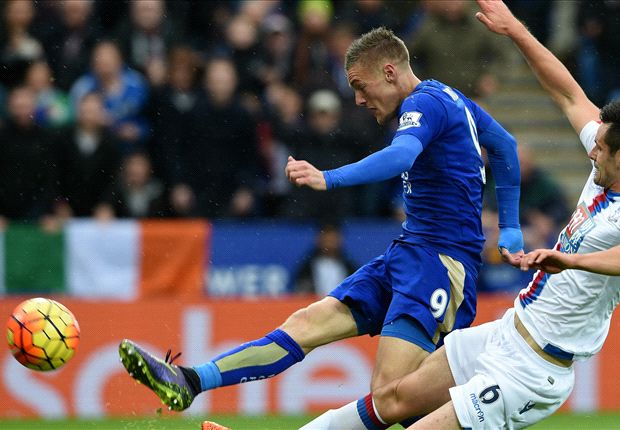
[299,1,620,429]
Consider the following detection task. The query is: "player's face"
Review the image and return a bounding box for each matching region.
[347,62,400,125]
[590,124,620,191]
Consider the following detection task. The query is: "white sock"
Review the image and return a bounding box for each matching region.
[299,400,367,430]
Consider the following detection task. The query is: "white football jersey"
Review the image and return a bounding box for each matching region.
[515,120,620,360]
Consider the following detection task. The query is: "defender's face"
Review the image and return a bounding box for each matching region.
[347,63,400,125]
[590,124,620,191]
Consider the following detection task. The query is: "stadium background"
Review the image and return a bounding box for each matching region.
[2,0,620,428]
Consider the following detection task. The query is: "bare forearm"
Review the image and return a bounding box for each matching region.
[571,246,620,276]
[507,21,584,112]
[475,0,598,132]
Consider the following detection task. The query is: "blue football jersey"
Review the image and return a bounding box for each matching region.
[394,80,494,272]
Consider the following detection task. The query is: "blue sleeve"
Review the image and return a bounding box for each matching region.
[470,102,523,252]
[323,134,423,189]
[477,116,520,228]
[393,92,447,148]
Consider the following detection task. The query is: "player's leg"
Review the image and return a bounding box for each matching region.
[432,309,574,430]
[119,296,357,410]
[300,346,455,430]
[190,296,359,390]
[120,255,391,411]
[370,244,476,386]
[300,243,473,429]
[372,346,454,423]
[192,253,390,390]
[370,328,429,391]
[375,245,476,426]
[406,401,460,430]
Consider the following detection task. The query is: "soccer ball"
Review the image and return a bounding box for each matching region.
[6,297,80,371]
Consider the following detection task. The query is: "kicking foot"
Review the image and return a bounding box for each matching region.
[118,339,199,411]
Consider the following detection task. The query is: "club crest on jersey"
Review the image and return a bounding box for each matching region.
[560,202,595,253]
[398,111,422,131]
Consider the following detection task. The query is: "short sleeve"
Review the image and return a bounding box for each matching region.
[579,120,600,154]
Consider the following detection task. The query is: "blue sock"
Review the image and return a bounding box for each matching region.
[193,329,305,392]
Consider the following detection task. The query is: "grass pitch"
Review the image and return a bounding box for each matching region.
[1,413,620,429]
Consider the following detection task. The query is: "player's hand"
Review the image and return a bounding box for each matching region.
[500,248,524,268]
[498,226,524,267]
[285,156,327,190]
[520,248,575,274]
[475,0,522,37]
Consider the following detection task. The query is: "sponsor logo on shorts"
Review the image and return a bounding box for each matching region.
[519,400,536,415]
[469,393,485,423]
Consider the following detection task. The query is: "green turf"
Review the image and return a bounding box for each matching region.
[1,413,620,429]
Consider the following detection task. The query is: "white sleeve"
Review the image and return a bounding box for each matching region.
[579,120,599,154]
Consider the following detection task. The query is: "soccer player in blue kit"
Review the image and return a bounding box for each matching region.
[118,27,524,417]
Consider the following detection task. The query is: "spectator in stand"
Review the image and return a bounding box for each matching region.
[115,0,183,87]
[238,0,283,27]
[41,0,101,91]
[222,13,262,95]
[0,87,57,223]
[148,46,203,213]
[292,0,332,91]
[326,23,358,100]
[95,152,166,219]
[0,0,44,88]
[70,40,149,152]
[181,2,233,52]
[255,14,295,89]
[262,82,304,216]
[285,89,358,222]
[0,83,8,127]
[25,61,71,129]
[166,57,260,218]
[504,0,553,46]
[54,93,120,218]
[336,0,398,35]
[408,0,510,99]
[577,1,620,104]
[294,224,358,296]
[516,144,570,249]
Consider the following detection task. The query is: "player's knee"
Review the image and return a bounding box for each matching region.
[372,383,404,424]
[280,307,315,349]
[371,365,403,392]
[372,386,397,423]
[280,298,355,351]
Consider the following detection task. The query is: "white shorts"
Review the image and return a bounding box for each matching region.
[444,308,574,430]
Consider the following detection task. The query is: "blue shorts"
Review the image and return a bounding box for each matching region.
[329,241,477,352]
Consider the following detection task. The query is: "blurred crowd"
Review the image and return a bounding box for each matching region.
[0,0,603,292]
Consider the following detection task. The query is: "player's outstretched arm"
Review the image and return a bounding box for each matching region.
[521,245,620,276]
[475,0,599,134]
[476,111,524,262]
[288,134,423,191]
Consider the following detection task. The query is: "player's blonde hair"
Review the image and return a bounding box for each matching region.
[344,27,410,72]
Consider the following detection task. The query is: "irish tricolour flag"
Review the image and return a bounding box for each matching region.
[0,219,210,299]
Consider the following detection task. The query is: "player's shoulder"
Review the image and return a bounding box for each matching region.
[401,80,451,113]
[404,80,473,109]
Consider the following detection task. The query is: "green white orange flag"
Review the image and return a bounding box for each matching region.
[0,220,209,299]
